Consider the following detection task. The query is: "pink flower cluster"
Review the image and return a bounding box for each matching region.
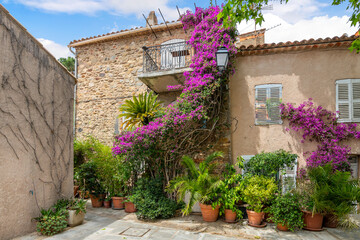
[281,99,360,171]
[112,6,236,159]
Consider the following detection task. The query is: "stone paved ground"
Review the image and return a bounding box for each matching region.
[16,201,360,240]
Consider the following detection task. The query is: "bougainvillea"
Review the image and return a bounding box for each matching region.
[280,99,360,171]
[112,6,237,185]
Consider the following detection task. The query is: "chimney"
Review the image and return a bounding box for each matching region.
[146,11,158,27]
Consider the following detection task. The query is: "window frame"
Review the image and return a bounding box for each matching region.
[336,79,360,123]
[254,84,283,125]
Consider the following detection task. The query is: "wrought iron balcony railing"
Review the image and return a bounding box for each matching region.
[142,41,193,73]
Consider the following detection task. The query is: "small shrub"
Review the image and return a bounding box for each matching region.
[36,215,68,236]
[130,177,179,220]
[268,193,304,232]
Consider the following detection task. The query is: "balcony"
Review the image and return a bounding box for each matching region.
[137,41,193,93]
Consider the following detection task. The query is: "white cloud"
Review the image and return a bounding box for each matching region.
[16,0,189,21]
[37,38,72,59]
[238,13,358,44]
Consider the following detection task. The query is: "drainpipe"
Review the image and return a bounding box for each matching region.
[68,46,78,137]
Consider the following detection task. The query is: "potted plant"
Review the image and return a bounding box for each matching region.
[67,199,87,227]
[168,152,223,222]
[103,195,112,208]
[268,193,304,231]
[242,175,277,226]
[124,197,137,213]
[220,159,244,222]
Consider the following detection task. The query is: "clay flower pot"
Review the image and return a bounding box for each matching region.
[103,200,111,208]
[90,194,105,208]
[323,213,338,228]
[303,210,323,231]
[199,203,220,222]
[73,186,79,197]
[246,209,264,226]
[112,197,125,210]
[124,201,137,213]
[224,209,237,222]
[277,223,289,231]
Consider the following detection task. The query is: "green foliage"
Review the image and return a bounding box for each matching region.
[119,92,163,129]
[242,175,277,212]
[268,193,304,232]
[58,57,75,73]
[77,161,104,195]
[219,157,245,218]
[167,152,224,215]
[129,177,179,220]
[298,164,360,217]
[68,199,87,215]
[244,150,297,178]
[350,38,360,53]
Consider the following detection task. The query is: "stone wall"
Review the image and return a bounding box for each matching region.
[0,5,75,239]
[74,25,190,144]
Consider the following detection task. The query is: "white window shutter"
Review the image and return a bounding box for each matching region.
[336,80,351,122]
[241,155,254,175]
[281,158,297,194]
[255,88,268,125]
[352,80,360,122]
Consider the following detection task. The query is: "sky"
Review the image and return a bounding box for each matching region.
[0,0,358,59]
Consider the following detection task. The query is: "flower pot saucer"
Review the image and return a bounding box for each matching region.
[223,219,240,224]
[248,222,267,228]
[303,227,323,231]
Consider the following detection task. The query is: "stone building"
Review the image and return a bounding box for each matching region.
[69,11,264,145]
[0,5,76,239]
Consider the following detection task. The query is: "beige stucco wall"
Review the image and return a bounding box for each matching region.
[75,27,190,144]
[0,6,75,240]
[230,47,360,168]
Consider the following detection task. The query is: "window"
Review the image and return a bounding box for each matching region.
[349,155,359,179]
[336,79,360,122]
[255,84,282,125]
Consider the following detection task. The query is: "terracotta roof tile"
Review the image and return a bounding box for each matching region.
[237,34,358,56]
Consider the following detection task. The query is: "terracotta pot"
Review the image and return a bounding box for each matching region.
[224,209,237,222]
[112,197,125,210]
[199,203,220,222]
[303,210,323,231]
[277,223,289,231]
[73,186,79,197]
[124,201,137,213]
[104,200,111,208]
[246,209,264,226]
[323,214,338,228]
[90,194,105,208]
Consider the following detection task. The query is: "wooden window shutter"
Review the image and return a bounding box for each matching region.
[268,86,282,124]
[352,80,360,122]
[255,88,268,125]
[336,80,351,122]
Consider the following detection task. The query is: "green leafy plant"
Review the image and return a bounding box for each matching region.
[77,161,104,195]
[119,92,163,129]
[219,157,245,218]
[68,199,87,215]
[268,193,304,232]
[129,177,179,220]
[167,152,224,215]
[242,175,277,213]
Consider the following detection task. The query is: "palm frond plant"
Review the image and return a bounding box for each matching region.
[167,152,223,217]
[118,92,163,130]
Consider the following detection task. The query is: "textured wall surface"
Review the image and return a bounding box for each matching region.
[230,47,360,167]
[75,27,189,144]
[0,6,75,239]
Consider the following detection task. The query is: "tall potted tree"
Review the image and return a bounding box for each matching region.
[168,152,223,222]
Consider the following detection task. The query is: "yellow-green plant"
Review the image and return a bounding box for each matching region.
[118,92,162,130]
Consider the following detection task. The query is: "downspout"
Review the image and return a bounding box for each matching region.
[68,46,78,136]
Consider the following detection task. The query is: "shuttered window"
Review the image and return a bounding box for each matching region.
[336,79,360,122]
[255,84,282,125]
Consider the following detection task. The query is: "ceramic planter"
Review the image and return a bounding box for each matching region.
[199,203,220,222]
[224,209,237,222]
[67,210,85,227]
[112,197,125,210]
[124,201,137,213]
[277,223,289,231]
[323,213,338,228]
[90,194,105,208]
[246,209,264,226]
[303,210,323,231]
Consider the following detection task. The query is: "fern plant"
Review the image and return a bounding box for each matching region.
[167,152,223,216]
[118,92,162,129]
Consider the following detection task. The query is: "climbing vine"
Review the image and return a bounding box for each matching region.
[113,6,237,186]
[280,99,360,171]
